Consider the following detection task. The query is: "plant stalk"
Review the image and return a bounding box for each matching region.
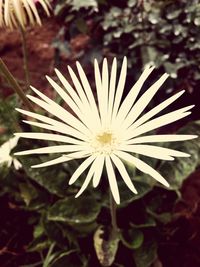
[0,58,34,112]
[109,191,118,234]
[19,25,31,89]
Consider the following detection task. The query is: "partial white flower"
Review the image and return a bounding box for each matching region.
[15,57,196,204]
[0,0,51,29]
[0,136,22,170]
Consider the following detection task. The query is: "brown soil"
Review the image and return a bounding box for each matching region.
[0,19,56,96]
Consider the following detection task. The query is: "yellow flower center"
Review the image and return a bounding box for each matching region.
[96,132,113,145]
[90,131,118,155]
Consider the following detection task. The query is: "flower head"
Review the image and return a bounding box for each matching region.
[15,57,196,204]
[0,136,22,170]
[0,0,51,29]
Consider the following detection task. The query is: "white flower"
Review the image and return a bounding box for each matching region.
[15,57,196,204]
[0,0,51,29]
[0,136,22,170]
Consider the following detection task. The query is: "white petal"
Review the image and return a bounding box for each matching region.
[37,79,82,119]
[94,59,104,126]
[0,1,3,27]
[112,56,127,120]
[111,154,137,194]
[6,157,12,168]
[4,0,10,26]
[14,132,85,145]
[13,158,22,170]
[22,0,35,25]
[116,151,169,187]
[67,67,97,131]
[13,0,25,27]
[37,0,51,16]
[101,58,109,124]
[0,156,12,167]
[16,107,88,141]
[69,155,96,185]
[105,156,120,204]
[26,95,91,136]
[55,68,83,110]
[15,144,87,156]
[122,73,169,129]
[108,58,117,123]
[22,120,87,142]
[116,65,155,123]
[75,158,98,198]
[0,136,19,158]
[119,144,190,160]
[76,61,101,128]
[7,136,19,150]
[132,90,185,129]
[125,134,198,145]
[32,156,69,168]
[26,0,42,25]
[32,83,95,131]
[125,107,193,140]
[68,65,89,107]
[93,155,104,188]
[31,151,89,168]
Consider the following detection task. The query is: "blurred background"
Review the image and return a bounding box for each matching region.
[1,0,200,266]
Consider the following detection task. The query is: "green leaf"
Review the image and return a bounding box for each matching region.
[20,156,71,197]
[130,216,156,229]
[194,17,200,26]
[43,218,76,248]
[147,209,172,224]
[76,18,88,33]
[43,243,56,267]
[50,251,85,267]
[19,182,38,206]
[159,121,200,190]
[119,176,154,206]
[128,0,137,8]
[71,0,98,10]
[0,95,19,133]
[48,196,100,224]
[33,224,45,239]
[94,226,120,267]
[27,235,51,252]
[166,9,181,20]
[121,229,144,249]
[133,238,157,267]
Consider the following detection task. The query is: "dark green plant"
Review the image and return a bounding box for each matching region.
[1,0,200,266]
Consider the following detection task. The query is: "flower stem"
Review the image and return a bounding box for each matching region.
[109,190,118,234]
[19,25,30,89]
[0,58,34,112]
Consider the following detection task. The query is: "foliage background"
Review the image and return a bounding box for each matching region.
[1,0,200,266]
